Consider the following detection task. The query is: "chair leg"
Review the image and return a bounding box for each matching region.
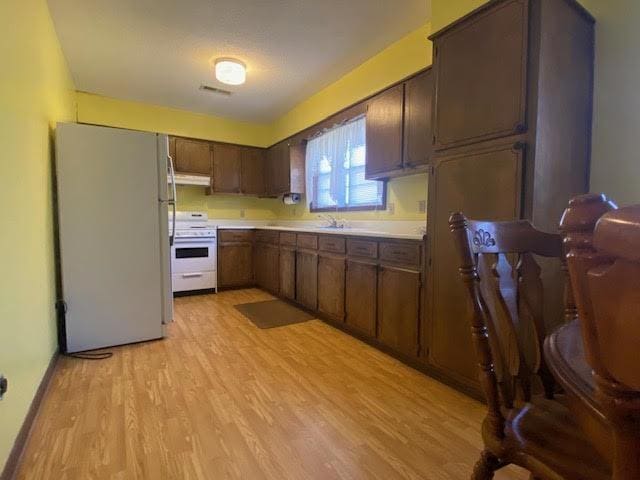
[472,450,502,480]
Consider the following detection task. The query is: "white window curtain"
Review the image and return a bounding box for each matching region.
[305,116,384,211]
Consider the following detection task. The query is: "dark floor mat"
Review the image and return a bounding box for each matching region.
[234,299,315,329]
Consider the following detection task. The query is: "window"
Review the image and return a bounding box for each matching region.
[305,116,385,212]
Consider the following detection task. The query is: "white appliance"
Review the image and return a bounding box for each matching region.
[171,212,217,293]
[55,123,176,353]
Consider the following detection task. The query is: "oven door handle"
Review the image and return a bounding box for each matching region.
[181,273,204,278]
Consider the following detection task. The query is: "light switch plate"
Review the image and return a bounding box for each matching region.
[418,200,426,213]
[388,202,395,215]
[240,209,245,218]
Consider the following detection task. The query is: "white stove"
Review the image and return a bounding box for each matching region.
[171,212,217,293]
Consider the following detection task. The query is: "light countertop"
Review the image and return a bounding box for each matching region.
[213,221,426,241]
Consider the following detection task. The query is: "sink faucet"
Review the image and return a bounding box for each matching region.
[318,214,343,228]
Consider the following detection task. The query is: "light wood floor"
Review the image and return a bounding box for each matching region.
[18,289,528,479]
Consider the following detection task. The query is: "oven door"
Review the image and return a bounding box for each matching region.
[171,239,216,274]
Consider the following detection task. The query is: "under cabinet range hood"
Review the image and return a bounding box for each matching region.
[169,173,210,186]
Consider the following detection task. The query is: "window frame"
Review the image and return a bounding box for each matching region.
[306,116,387,213]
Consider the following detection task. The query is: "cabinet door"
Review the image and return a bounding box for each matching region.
[266,141,290,196]
[174,138,212,175]
[427,143,523,386]
[403,69,433,168]
[345,260,377,337]
[241,147,266,196]
[296,250,318,310]
[169,136,176,162]
[317,253,345,322]
[433,0,528,150]
[254,243,266,289]
[258,243,279,294]
[218,244,253,288]
[212,143,242,193]
[279,246,296,300]
[378,265,421,357]
[365,84,404,178]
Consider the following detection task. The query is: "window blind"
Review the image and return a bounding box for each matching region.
[305,116,384,211]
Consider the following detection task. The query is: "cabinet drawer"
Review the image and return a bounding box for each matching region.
[379,241,421,267]
[297,233,318,250]
[255,230,279,244]
[318,235,346,253]
[219,229,253,243]
[280,232,297,246]
[347,239,378,259]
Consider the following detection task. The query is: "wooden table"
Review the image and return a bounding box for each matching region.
[544,319,614,463]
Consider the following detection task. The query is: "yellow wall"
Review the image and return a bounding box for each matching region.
[76,93,278,220]
[271,23,432,143]
[78,22,432,222]
[272,22,431,221]
[273,174,429,221]
[0,0,76,470]
[431,0,484,32]
[576,0,640,205]
[76,92,272,147]
[177,186,280,220]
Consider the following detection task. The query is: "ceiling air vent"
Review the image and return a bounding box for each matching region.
[199,85,232,96]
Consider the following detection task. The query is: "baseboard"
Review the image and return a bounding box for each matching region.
[0,352,58,480]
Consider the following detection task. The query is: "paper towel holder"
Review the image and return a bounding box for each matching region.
[282,193,301,205]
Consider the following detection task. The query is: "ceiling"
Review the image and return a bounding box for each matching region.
[48,0,430,122]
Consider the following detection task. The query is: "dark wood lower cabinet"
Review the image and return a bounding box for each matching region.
[218,243,253,288]
[254,242,279,294]
[296,250,318,310]
[317,253,345,322]
[377,265,421,357]
[279,246,296,300]
[427,142,522,388]
[345,260,377,337]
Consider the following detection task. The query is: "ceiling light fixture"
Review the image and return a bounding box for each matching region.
[214,58,246,86]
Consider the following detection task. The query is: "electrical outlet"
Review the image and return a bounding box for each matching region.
[240,209,245,218]
[418,200,426,213]
[388,202,395,215]
[0,375,7,400]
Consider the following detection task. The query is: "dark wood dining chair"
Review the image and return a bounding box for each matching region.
[449,212,610,480]
[562,196,640,480]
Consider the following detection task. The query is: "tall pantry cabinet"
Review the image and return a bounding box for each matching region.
[423,0,595,395]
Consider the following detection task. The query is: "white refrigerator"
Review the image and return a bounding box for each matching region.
[55,123,176,353]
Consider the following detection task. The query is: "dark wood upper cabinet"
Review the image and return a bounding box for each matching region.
[211,143,241,193]
[266,140,306,196]
[240,147,266,196]
[427,142,524,388]
[345,259,377,337]
[403,68,433,168]
[266,141,288,196]
[296,249,318,310]
[174,138,212,175]
[377,265,421,358]
[317,253,346,322]
[432,0,528,150]
[365,83,405,179]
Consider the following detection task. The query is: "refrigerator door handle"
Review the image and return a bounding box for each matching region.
[168,153,177,246]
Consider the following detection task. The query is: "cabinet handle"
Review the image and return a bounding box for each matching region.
[182,273,204,278]
[515,123,526,134]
